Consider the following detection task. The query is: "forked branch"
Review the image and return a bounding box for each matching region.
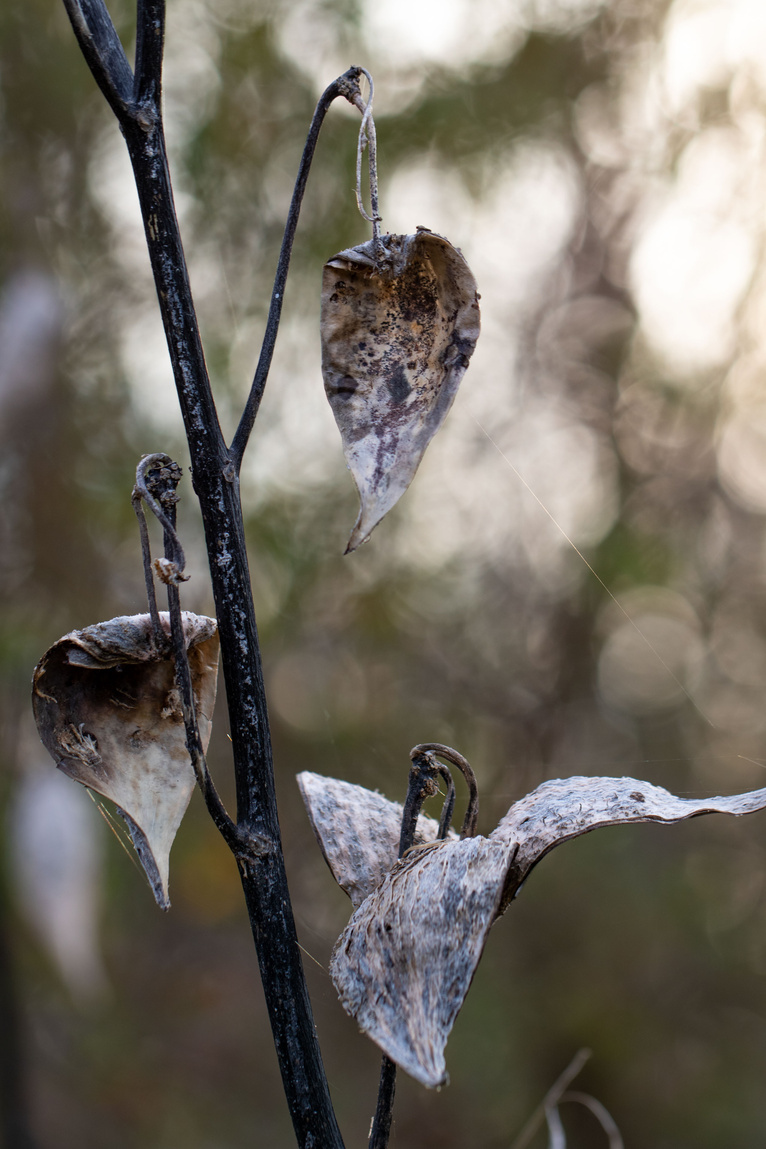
[60,3,373,1145]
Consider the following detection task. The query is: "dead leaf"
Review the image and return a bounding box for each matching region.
[331,834,506,1087]
[307,771,766,1087]
[297,770,456,909]
[32,612,219,909]
[321,228,480,552]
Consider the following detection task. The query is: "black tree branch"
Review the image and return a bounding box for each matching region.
[61,0,133,116]
[64,4,348,1144]
[134,0,165,106]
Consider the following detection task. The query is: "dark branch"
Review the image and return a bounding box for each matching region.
[369,1057,397,1149]
[66,8,355,1141]
[229,66,365,469]
[134,0,166,106]
[435,764,456,840]
[370,748,449,1148]
[61,0,134,117]
[130,489,165,649]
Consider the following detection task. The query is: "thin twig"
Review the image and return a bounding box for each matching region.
[436,764,456,839]
[229,66,367,470]
[137,456,267,859]
[411,743,479,838]
[352,69,383,261]
[509,1049,592,1149]
[368,1055,397,1149]
[133,453,186,571]
[369,748,450,1148]
[397,748,442,857]
[559,1093,624,1149]
[130,489,165,649]
[61,0,133,117]
[165,575,268,859]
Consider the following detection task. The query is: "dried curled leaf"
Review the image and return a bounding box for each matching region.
[32,613,219,909]
[332,835,507,1087]
[297,771,456,909]
[321,228,480,552]
[322,772,766,1088]
[489,774,766,913]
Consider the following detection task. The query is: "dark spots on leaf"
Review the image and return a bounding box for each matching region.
[387,365,411,404]
[630,791,645,802]
[332,375,358,398]
[129,729,150,751]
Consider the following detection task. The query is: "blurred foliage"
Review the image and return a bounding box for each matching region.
[3,0,766,1146]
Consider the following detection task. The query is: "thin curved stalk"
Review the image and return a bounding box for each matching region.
[413,743,480,838]
[369,748,451,1148]
[130,493,164,648]
[61,0,133,115]
[136,456,267,860]
[229,66,366,469]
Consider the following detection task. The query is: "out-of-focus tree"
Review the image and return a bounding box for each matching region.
[3,0,766,1146]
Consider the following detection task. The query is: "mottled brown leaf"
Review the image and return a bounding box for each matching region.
[321,228,480,552]
[32,612,219,909]
[324,771,766,1087]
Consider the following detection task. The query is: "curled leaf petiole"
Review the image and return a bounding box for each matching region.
[133,453,186,572]
[230,65,372,469]
[131,487,165,650]
[352,68,383,262]
[411,743,479,839]
[435,766,456,840]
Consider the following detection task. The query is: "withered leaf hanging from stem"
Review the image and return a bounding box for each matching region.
[299,769,766,1089]
[32,612,219,910]
[321,228,480,552]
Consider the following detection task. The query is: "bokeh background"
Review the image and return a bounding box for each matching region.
[3,0,766,1145]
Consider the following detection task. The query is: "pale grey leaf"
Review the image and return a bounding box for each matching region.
[297,770,456,909]
[326,772,766,1087]
[32,612,219,909]
[491,774,766,911]
[321,228,480,552]
[330,835,508,1087]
